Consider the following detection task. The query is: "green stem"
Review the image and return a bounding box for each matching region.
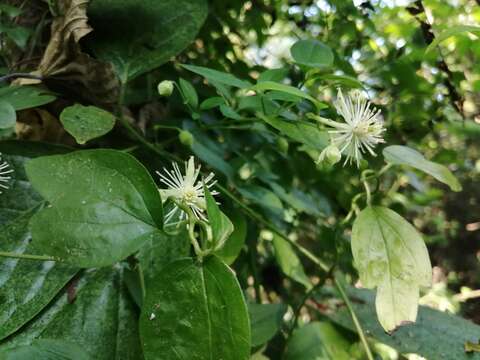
[0,251,55,261]
[215,183,330,272]
[334,278,374,360]
[117,111,372,359]
[363,179,372,206]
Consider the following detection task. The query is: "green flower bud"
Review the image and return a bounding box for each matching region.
[317,144,341,165]
[157,80,174,97]
[276,137,289,154]
[179,130,194,147]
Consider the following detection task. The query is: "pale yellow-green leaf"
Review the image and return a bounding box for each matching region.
[351,206,432,332]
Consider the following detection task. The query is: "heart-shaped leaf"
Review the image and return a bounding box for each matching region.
[25,149,163,267]
[60,104,116,144]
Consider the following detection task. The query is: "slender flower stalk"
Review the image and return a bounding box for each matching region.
[156,156,218,223]
[311,89,386,167]
[0,155,13,193]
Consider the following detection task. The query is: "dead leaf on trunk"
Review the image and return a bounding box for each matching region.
[18,0,120,107]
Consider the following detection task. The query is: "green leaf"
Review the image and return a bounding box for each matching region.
[205,186,234,250]
[251,81,326,110]
[426,25,480,53]
[179,78,199,109]
[0,142,77,341]
[181,64,252,88]
[285,322,351,360]
[5,26,31,49]
[0,86,55,110]
[351,206,432,332]
[200,96,226,110]
[258,68,289,83]
[140,256,251,360]
[59,104,116,144]
[25,149,163,267]
[261,115,329,151]
[272,234,311,289]
[0,339,89,360]
[1,267,141,360]
[0,100,16,129]
[290,39,334,69]
[87,0,208,81]
[215,209,247,265]
[249,303,287,347]
[383,145,462,192]
[328,287,480,360]
[0,4,22,18]
[138,228,191,283]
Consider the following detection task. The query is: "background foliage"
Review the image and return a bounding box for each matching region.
[0,0,479,359]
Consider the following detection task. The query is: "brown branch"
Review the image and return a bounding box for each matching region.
[407,0,465,119]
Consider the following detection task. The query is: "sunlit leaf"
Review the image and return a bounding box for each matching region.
[352,206,432,332]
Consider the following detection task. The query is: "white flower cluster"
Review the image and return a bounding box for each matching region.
[0,155,13,193]
[157,156,218,223]
[318,89,386,167]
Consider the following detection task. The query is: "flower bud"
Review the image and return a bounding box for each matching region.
[179,130,194,147]
[276,137,289,154]
[157,80,174,97]
[317,144,341,165]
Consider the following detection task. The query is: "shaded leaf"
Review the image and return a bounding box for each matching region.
[261,115,329,151]
[205,186,233,250]
[60,104,116,144]
[215,209,247,265]
[249,303,287,347]
[0,101,16,129]
[251,81,326,110]
[352,206,432,332]
[285,322,351,360]
[0,86,56,111]
[329,287,480,360]
[179,78,199,109]
[272,234,311,289]
[140,256,251,360]
[383,145,462,191]
[0,339,89,360]
[182,64,251,88]
[0,142,77,341]
[88,1,208,81]
[0,267,142,360]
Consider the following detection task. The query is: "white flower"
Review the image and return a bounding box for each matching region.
[327,89,385,167]
[156,156,218,223]
[0,155,13,193]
